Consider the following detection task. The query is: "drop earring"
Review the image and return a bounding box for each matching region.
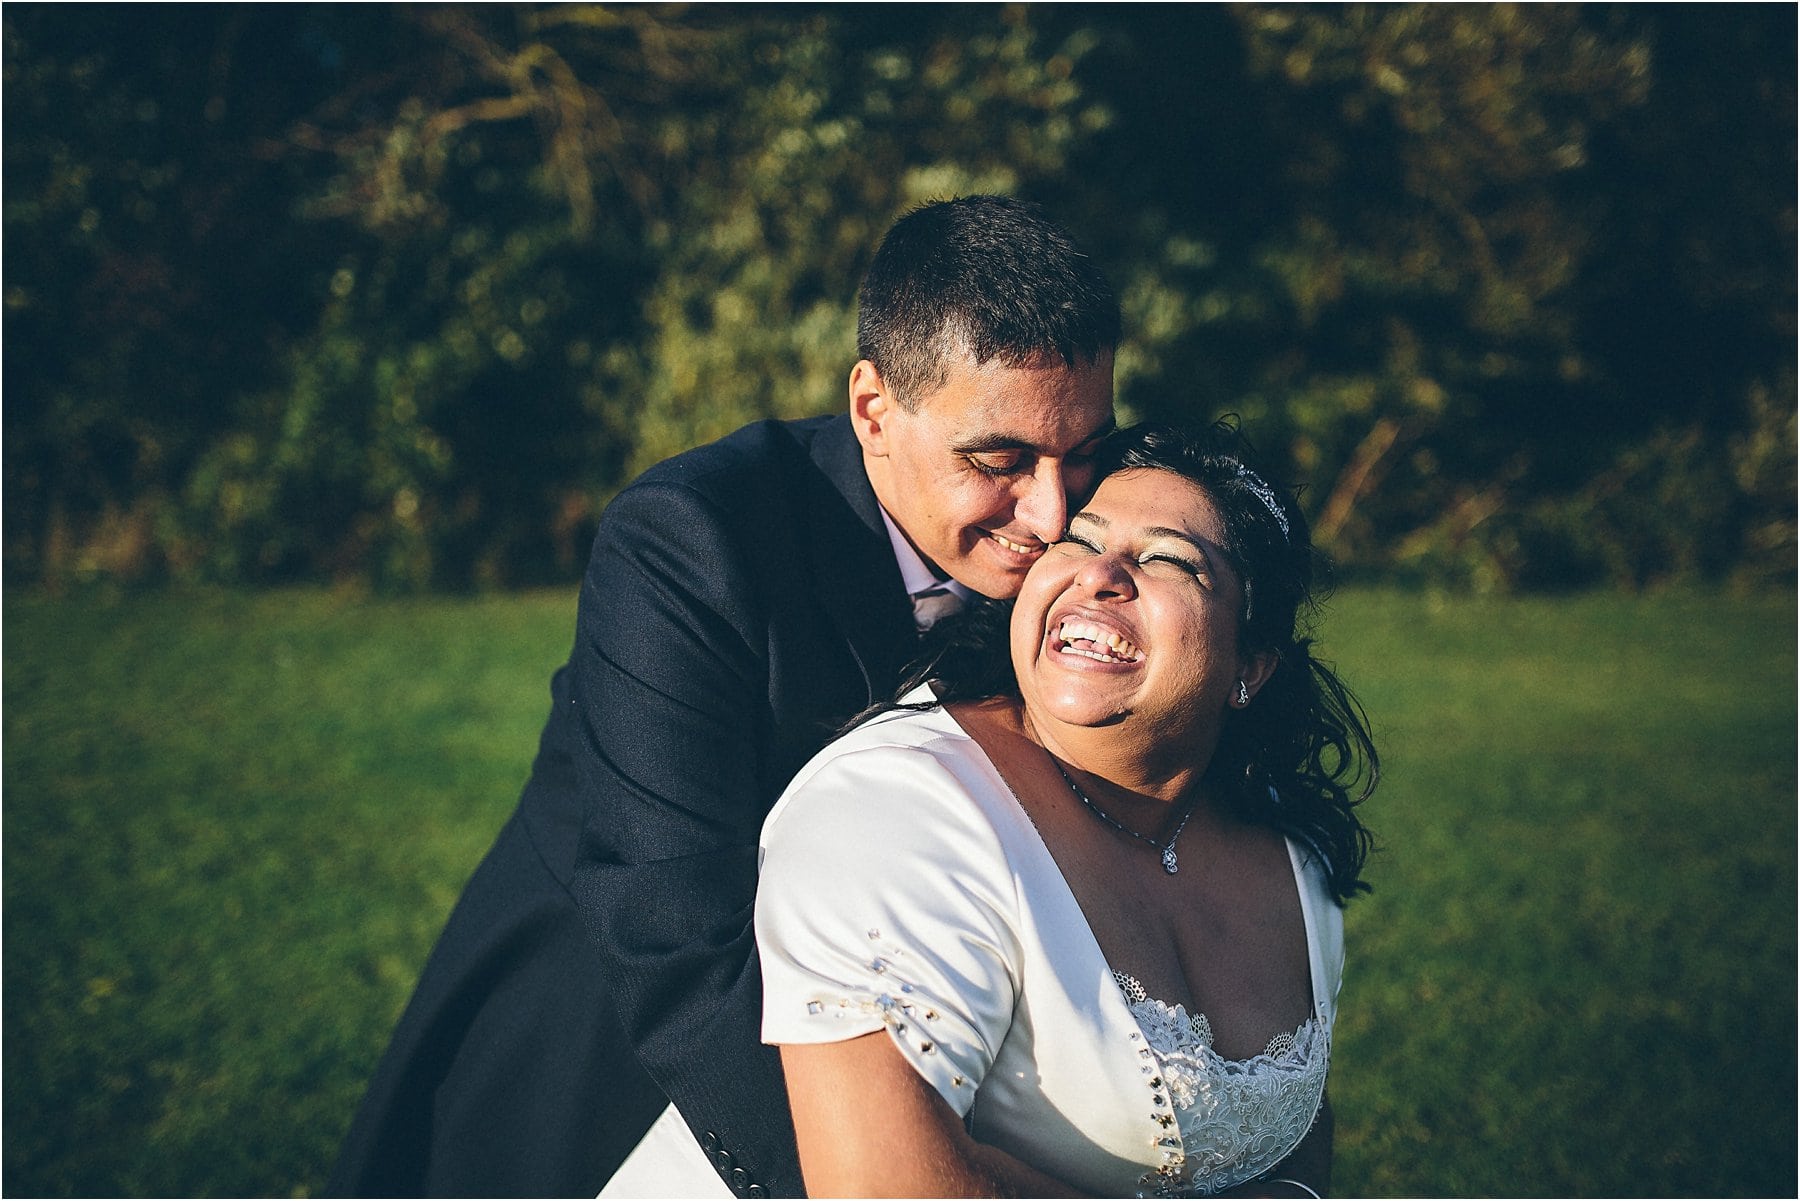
[1236,680,1250,707]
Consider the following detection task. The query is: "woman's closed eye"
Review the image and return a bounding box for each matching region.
[1055,530,1101,554]
[1055,533,1208,584]
[1140,551,1208,580]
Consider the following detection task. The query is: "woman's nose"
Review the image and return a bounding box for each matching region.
[1075,551,1137,599]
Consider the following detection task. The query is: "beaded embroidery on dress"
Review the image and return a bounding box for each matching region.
[1112,970,1330,1197]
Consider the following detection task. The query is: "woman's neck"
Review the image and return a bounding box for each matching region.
[1016,699,1219,819]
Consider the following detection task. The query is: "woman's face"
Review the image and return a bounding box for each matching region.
[1011,467,1262,742]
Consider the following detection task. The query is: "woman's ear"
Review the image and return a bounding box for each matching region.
[1234,651,1279,707]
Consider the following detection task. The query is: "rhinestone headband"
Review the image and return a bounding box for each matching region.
[1236,466,1290,539]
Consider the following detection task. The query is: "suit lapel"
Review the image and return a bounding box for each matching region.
[803,416,915,700]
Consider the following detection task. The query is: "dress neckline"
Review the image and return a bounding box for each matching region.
[1110,967,1320,1065]
[930,701,1329,1046]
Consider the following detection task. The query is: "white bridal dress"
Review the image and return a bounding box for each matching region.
[606,694,1341,1198]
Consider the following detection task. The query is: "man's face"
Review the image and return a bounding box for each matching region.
[851,348,1116,599]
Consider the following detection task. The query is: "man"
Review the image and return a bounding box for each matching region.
[329,195,1119,1197]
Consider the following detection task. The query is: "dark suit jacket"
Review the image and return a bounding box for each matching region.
[329,414,916,1198]
[526,414,918,1195]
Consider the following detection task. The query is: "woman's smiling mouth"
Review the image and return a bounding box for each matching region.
[1052,618,1143,663]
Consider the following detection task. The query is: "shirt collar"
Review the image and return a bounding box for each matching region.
[878,505,976,602]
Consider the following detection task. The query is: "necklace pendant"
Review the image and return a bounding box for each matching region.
[1161,845,1179,874]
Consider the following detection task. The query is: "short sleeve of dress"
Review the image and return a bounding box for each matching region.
[756,733,1021,1117]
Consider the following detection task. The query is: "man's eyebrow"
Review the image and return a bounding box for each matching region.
[950,433,1036,454]
[951,415,1118,456]
[1079,415,1120,446]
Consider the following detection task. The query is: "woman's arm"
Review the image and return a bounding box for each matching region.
[780,1034,1083,1199]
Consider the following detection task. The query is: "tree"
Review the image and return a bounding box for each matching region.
[5,5,1792,591]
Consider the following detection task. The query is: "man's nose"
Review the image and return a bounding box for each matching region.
[1014,462,1070,545]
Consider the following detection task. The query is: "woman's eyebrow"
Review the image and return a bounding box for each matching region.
[1071,512,1210,552]
[1138,521,1228,571]
[1142,525,1212,557]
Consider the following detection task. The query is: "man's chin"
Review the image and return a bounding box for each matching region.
[952,560,1033,602]
[937,533,1045,598]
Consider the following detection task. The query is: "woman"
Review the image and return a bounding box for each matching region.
[755,424,1377,1197]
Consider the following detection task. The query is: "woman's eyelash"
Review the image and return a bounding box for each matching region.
[1057,536,1207,580]
[1148,552,1218,583]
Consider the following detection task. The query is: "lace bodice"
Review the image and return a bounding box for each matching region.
[1112,971,1330,1197]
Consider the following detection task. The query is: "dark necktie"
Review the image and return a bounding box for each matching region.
[910,585,964,631]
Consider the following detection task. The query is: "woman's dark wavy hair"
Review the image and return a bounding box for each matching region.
[867,420,1378,904]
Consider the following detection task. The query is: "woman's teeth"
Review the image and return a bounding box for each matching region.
[1054,619,1142,663]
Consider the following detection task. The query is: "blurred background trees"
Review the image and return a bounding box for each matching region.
[5,3,1793,592]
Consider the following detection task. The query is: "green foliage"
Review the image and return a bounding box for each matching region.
[602,7,1108,477]
[4,586,1793,1194]
[1062,4,1794,589]
[4,5,1794,590]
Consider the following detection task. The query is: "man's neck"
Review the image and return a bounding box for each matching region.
[876,505,972,600]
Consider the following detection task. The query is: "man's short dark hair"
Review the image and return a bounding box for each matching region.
[856,195,1121,410]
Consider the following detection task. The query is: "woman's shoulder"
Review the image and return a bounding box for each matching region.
[760,699,1015,861]
[825,690,965,757]
[755,699,1029,989]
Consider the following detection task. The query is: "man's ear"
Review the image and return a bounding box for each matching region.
[848,360,895,457]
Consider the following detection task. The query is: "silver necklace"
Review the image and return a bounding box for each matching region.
[1050,757,1198,875]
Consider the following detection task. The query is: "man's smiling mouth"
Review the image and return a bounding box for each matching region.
[989,531,1043,555]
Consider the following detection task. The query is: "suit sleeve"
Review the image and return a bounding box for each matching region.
[566,479,803,1194]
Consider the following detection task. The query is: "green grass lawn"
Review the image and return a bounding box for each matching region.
[4,585,1794,1196]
